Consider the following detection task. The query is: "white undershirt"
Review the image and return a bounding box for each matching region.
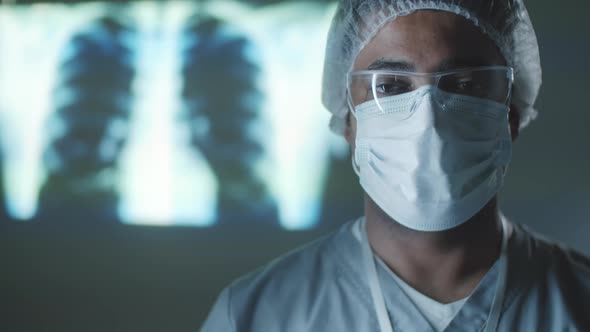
[352,219,469,332]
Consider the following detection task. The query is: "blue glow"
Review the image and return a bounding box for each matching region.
[0,1,338,229]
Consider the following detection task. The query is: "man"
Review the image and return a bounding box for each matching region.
[201,1,590,331]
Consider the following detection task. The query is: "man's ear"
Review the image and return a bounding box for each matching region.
[509,105,520,142]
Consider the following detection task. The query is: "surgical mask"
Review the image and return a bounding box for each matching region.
[352,86,512,231]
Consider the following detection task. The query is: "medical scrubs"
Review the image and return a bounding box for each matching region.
[201,218,590,331]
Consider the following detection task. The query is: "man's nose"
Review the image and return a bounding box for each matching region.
[410,75,437,90]
[410,86,439,122]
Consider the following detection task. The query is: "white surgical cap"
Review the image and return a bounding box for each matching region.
[322,0,542,135]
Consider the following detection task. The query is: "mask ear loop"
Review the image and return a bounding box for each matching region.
[344,81,362,177]
[499,69,515,177]
[346,90,357,119]
[351,152,361,177]
[346,97,362,177]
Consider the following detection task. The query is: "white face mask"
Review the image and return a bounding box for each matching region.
[352,86,512,231]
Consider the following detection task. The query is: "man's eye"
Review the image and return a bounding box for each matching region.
[375,82,411,96]
[453,79,484,93]
[455,79,470,89]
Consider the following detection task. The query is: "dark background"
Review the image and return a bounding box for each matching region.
[1,0,589,331]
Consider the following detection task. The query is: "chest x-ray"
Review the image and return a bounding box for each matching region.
[0,1,360,230]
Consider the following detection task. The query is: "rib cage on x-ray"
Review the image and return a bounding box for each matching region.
[181,15,279,226]
[37,17,136,223]
[30,11,279,225]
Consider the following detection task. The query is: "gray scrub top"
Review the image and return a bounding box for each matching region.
[200,219,590,331]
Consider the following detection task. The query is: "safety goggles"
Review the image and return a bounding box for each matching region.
[347,66,514,113]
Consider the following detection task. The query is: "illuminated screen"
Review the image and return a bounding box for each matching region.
[0,1,359,229]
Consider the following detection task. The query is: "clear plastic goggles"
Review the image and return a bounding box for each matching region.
[347,66,514,113]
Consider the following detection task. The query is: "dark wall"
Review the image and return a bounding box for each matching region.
[0,222,334,332]
[0,1,589,332]
[499,0,590,253]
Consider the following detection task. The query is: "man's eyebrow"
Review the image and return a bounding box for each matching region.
[366,59,416,71]
[437,58,493,71]
[365,58,498,72]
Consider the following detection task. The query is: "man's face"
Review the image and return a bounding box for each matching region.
[345,10,518,145]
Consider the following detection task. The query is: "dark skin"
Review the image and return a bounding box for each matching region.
[345,10,520,303]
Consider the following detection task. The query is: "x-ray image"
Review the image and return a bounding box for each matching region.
[0,1,359,229]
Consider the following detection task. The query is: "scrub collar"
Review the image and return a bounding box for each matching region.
[360,217,510,332]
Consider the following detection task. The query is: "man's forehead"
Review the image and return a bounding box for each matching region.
[353,10,505,71]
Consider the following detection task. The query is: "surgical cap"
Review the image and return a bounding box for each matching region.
[322,0,542,135]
